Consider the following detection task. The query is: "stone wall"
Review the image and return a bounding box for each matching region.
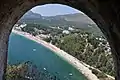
[0,0,120,80]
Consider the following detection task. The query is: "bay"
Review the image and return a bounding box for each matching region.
[8,33,87,80]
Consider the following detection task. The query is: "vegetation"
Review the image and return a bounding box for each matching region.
[53,33,114,76]
[15,22,114,78]
[21,23,62,36]
[5,61,60,80]
[13,11,115,79]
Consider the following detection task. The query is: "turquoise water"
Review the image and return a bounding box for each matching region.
[8,33,87,80]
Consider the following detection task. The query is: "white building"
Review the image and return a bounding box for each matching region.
[19,23,27,28]
[36,34,50,39]
[14,27,21,31]
[68,27,74,31]
[62,30,70,34]
[13,23,27,31]
[14,24,19,27]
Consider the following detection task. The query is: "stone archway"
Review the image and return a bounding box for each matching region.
[0,0,120,80]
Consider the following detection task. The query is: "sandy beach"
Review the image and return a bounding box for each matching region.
[12,30,99,80]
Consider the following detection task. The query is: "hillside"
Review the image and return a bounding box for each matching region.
[44,13,94,24]
[19,11,103,36]
[22,11,42,19]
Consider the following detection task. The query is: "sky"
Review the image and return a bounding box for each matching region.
[31,4,83,16]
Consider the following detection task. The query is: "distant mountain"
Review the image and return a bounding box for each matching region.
[19,11,103,36]
[21,11,42,19]
[44,13,94,24]
[19,11,102,35]
[21,11,94,24]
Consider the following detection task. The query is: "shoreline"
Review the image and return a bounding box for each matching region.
[12,30,99,80]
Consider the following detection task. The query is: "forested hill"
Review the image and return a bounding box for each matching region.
[42,13,94,24]
[19,11,103,36]
[21,11,94,24]
[22,11,42,19]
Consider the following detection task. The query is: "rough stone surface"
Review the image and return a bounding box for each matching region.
[0,0,120,80]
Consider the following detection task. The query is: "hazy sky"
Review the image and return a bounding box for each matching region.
[31,4,82,16]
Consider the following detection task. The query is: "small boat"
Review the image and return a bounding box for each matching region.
[69,73,73,76]
[43,68,46,70]
[33,49,36,51]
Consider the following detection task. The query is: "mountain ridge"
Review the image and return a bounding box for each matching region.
[21,11,94,24]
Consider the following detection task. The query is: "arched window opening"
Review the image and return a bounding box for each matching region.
[6,4,114,80]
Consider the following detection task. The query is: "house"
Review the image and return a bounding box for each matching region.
[19,23,27,28]
[62,30,70,34]
[68,27,74,31]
